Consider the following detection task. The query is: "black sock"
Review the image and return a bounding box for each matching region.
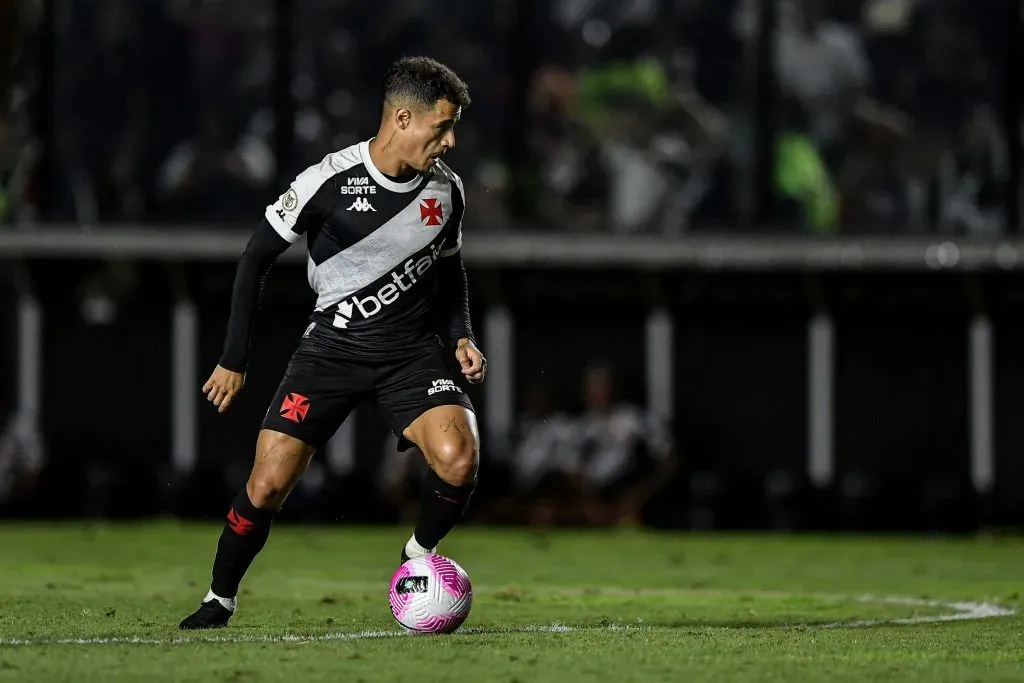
[414,469,476,550]
[210,489,277,599]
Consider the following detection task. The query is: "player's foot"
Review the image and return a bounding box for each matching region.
[179,592,236,630]
[401,534,435,564]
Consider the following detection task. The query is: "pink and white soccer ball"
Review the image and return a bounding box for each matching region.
[388,554,473,633]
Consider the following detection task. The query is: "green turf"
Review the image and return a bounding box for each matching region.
[0,523,1021,682]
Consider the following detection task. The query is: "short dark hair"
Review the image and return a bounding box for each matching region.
[383,56,471,112]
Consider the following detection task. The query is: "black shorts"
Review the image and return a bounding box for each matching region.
[261,329,474,450]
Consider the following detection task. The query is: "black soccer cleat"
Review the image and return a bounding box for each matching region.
[179,600,234,630]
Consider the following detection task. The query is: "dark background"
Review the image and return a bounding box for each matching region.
[1,0,1022,532]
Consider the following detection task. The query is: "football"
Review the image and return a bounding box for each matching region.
[388,554,473,633]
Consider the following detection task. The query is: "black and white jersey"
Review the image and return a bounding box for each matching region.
[265,139,465,359]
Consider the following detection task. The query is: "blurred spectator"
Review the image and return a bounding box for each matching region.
[753,0,912,232]
[488,382,582,525]
[1,0,1013,234]
[1,0,42,226]
[156,105,275,222]
[873,0,1006,235]
[490,363,676,528]
[935,103,1007,236]
[0,113,39,227]
[0,408,45,507]
[524,64,608,232]
[525,14,729,234]
[773,94,839,232]
[832,124,908,233]
[54,0,149,222]
[570,362,676,526]
[774,0,909,167]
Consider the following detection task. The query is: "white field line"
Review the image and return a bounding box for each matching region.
[816,595,1016,628]
[0,593,1014,647]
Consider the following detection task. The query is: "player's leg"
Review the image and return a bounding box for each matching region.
[400,404,480,561]
[212,431,315,603]
[180,336,360,629]
[179,429,316,630]
[373,349,479,562]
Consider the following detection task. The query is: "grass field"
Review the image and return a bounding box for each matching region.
[0,523,1022,682]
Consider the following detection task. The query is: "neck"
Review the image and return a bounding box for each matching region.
[368,131,414,177]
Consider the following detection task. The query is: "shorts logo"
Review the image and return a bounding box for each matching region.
[280,392,311,423]
[427,378,463,396]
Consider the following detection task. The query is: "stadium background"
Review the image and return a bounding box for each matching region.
[0,0,1021,532]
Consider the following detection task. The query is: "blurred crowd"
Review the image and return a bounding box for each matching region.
[0,0,1015,233]
[379,362,676,527]
[0,354,676,527]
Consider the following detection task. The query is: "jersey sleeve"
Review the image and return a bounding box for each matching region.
[265,163,336,243]
[218,219,293,372]
[440,172,465,257]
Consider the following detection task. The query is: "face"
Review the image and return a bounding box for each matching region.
[395,98,460,172]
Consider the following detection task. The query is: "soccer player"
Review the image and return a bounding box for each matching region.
[179,57,486,630]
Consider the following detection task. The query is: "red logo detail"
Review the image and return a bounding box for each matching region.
[420,198,443,226]
[280,392,310,423]
[227,508,255,536]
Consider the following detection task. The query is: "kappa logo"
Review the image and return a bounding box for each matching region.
[340,177,377,195]
[427,378,463,396]
[333,242,443,329]
[347,197,376,212]
[420,197,443,226]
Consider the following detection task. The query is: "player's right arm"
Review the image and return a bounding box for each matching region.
[205,166,331,413]
[203,220,290,412]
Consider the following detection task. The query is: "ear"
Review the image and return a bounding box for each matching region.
[395,107,412,130]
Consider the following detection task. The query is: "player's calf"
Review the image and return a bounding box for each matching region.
[180,430,314,630]
[401,406,480,562]
[179,485,274,630]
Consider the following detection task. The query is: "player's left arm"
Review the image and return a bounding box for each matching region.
[436,173,486,384]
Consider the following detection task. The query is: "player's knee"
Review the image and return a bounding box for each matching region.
[431,437,479,486]
[246,475,289,509]
[246,430,314,508]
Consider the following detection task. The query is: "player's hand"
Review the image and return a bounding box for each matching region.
[203,365,246,413]
[455,338,486,384]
